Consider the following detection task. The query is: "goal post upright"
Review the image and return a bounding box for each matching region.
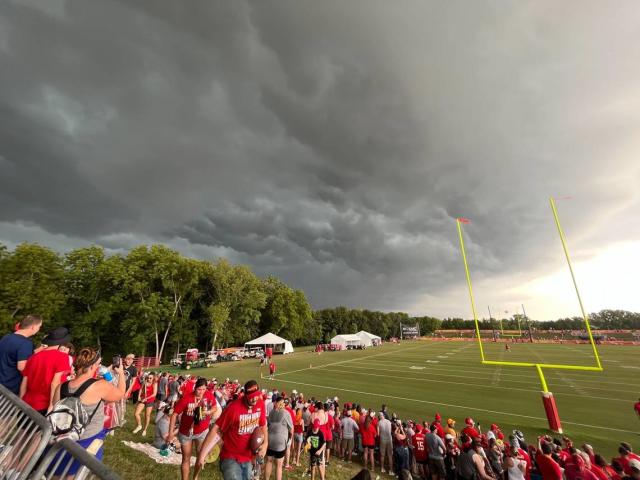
[455,199,603,434]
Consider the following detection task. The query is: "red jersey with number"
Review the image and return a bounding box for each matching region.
[413,432,428,462]
[216,398,266,462]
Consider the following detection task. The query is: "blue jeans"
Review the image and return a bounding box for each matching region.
[220,458,253,480]
[394,446,409,473]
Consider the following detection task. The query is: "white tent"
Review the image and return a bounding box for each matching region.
[330,334,363,348]
[245,332,294,355]
[356,330,382,347]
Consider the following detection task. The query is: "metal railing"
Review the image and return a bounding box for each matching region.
[28,438,120,480]
[0,383,52,480]
[0,384,120,480]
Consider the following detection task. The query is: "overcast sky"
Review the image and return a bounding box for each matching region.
[1,0,639,320]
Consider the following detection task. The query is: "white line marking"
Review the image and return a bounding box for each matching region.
[262,375,638,435]
[275,345,425,377]
[410,366,425,370]
[319,366,631,403]
[622,366,640,370]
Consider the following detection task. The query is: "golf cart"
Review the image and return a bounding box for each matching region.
[181,348,215,370]
[170,353,186,367]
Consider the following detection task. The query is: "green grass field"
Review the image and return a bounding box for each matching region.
[104,340,640,479]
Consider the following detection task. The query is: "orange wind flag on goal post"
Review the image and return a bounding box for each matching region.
[456,217,471,224]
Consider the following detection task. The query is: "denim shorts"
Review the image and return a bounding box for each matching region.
[220,458,253,480]
[178,430,207,444]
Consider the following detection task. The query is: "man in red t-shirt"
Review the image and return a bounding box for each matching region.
[536,439,563,480]
[197,379,268,480]
[269,362,276,379]
[634,399,640,419]
[19,327,72,415]
[461,417,480,438]
[412,424,429,479]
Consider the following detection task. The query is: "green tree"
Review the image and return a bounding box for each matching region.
[0,243,66,330]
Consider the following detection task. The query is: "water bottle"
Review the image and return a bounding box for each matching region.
[98,366,113,382]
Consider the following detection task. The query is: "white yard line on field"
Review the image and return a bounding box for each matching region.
[355,359,635,389]
[261,375,638,435]
[319,367,631,403]
[275,344,426,378]
[524,344,590,397]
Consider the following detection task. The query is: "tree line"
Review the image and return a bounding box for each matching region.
[1,243,638,361]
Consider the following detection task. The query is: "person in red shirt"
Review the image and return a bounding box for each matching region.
[133,372,157,436]
[634,399,640,420]
[412,424,429,479]
[536,439,563,480]
[360,414,377,472]
[615,444,640,476]
[432,413,445,439]
[197,379,268,480]
[565,453,599,480]
[269,362,276,379]
[594,455,621,480]
[181,376,197,396]
[19,327,72,415]
[168,378,218,480]
[461,418,480,439]
[284,398,296,470]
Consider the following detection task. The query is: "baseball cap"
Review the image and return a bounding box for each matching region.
[435,413,441,421]
[445,434,454,440]
[244,380,262,399]
[491,424,498,430]
[465,417,474,425]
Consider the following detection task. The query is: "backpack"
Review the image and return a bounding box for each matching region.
[46,378,102,441]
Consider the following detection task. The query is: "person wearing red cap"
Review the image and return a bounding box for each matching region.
[196,380,267,480]
[412,424,429,479]
[486,424,504,442]
[307,419,327,480]
[432,413,445,440]
[461,418,480,439]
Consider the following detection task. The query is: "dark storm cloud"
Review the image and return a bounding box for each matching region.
[1,0,639,316]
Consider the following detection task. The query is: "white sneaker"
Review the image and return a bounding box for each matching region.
[142,430,147,437]
[381,469,387,473]
[133,426,142,434]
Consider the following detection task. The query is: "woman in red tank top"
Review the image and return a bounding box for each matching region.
[133,372,157,436]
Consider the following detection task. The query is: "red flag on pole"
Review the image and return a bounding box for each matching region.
[457,217,471,224]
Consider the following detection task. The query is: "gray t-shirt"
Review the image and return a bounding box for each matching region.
[268,408,293,452]
[153,414,170,449]
[426,432,445,459]
[158,377,168,398]
[302,409,312,428]
[168,380,180,397]
[341,417,359,439]
[377,418,392,444]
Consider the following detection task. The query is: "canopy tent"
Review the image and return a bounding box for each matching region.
[330,334,363,348]
[356,330,382,347]
[245,332,294,355]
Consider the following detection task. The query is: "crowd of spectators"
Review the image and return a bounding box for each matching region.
[1,314,640,480]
